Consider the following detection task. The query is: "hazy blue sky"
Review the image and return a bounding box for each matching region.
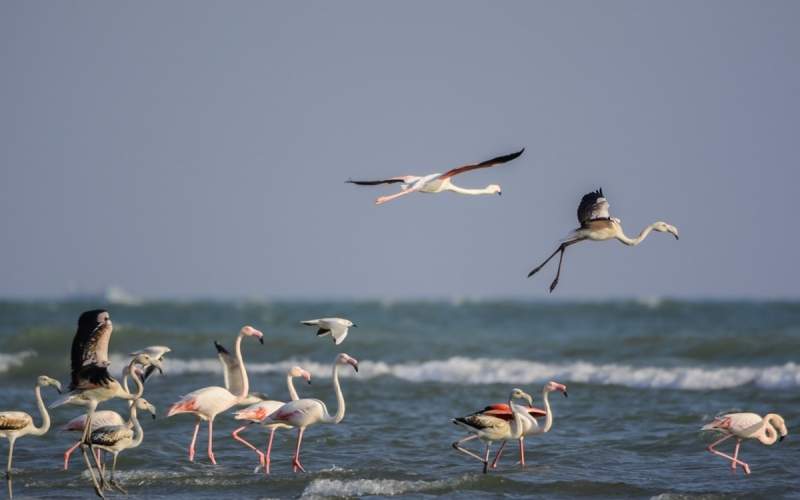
[1,1,798,300]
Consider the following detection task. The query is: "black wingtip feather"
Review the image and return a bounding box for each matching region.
[214,341,229,355]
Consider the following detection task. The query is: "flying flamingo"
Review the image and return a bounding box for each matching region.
[452,388,536,473]
[231,366,312,474]
[0,376,62,477]
[214,341,269,405]
[300,318,356,345]
[702,412,788,474]
[86,397,156,493]
[260,353,358,473]
[527,188,679,292]
[167,326,264,464]
[486,381,568,468]
[347,149,524,205]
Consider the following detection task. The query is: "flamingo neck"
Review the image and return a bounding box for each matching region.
[124,363,145,400]
[286,374,299,401]
[758,414,784,445]
[322,362,346,424]
[541,389,554,433]
[30,385,51,436]
[508,400,526,439]
[615,223,658,246]
[446,183,496,196]
[233,332,249,400]
[129,405,145,449]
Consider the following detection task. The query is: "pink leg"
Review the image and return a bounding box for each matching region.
[707,434,750,474]
[292,428,306,473]
[208,418,217,465]
[519,437,526,467]
[375,188,417,205]
[64,441,81,470]
[491,441,506,469]
[264,428,276,476]
[188,418,200,462]
[232,425,265,468]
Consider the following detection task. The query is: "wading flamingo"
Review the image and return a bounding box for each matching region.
[87,397,156,493]
[261,353,358,473]
[167,326,263,464]
[452,388,535,473]
[488,381,568,468]
[527,189,679,292]
[702,412,788,474]
[231,366,312,474]
[347,149,524,205]
[300,318,356,345]
[215,341,269,405]
[0,376,62,476]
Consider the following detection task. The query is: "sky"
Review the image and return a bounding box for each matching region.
[1,1,798,300]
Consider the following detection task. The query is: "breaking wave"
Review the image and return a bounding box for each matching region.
[0,350,36,373]
[300,477,464,498]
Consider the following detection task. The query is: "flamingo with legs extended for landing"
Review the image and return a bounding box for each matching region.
[167,326,263,464]
[347,149,524,205]
[231,366,312,474]
[527,188,679,292]
[260,353,358,473]
[701,412,788,474]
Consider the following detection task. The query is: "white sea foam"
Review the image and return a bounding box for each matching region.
[108,353,800,391]
[300,477,459,498]
[0,351,36,373]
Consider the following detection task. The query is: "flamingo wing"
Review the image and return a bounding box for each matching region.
[214,340,246,396]
[70,310,115,390]
[476,403,547,420]
[346,176,414,186]
[577,188,611,224]
[91,425,133,446]
[0,412,32,431]
[439,148,524,180]
[454,413,509,433]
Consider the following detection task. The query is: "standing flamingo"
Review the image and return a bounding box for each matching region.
[451,388,536,473]
[231,366,312,474]
[527,189,679,292]
[346,149,524,205]
[0,376,62,476]
[702,412,788,474]
[87,397,156,493]
[167,326,263,464]
[487,381,568,468]
[260,353,358,473]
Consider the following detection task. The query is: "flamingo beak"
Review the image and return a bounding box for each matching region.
[563,391,568,397]
[498,191,502,196]
[779,435,786,442]
[349,360,359,372]
[258,335,264,344]
[352,324,358,328]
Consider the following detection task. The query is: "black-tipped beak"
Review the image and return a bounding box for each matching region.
[674,234,679,240]
[56,387,62,394]
[498,191,502,196]
[258,337,264,344]
[151,414,156,420]
[157,366,164,375]
[352,324,358,328]
[353,365,359,373]
[779,434,785,442]
[563,391,568,398]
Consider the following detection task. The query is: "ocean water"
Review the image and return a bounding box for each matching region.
[0,300,798,499]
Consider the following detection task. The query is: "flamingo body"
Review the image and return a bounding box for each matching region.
[702,412,788,474]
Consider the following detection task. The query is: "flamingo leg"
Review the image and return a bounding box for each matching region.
[64,441,81,470]
[5,437,16,476]
[80,444,104,498]
[549,240,583,292]
[375,188,418,206]
[490,441,506,469]
[452,435,487,464]
[109,453,126,494]
[89,445,109,491]
[707,434,750,474]
[207,418,217,465]
[232,425,265,469]
[188,417,200,462]
[519,437,526,467]
[292,428,306,473]
[482,443,492,474]
[264,427,276,476]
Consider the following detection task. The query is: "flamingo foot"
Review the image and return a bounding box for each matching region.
[549,278,559,293]
[188,447,195,462]
[110,480,127,494]
[208,452,217,465]
[292,458,306,473]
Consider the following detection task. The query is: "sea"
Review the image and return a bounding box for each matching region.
[0,300,797,499]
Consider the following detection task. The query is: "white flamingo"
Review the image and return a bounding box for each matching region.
[347,149,524,205]
[87,397,156,494]
[451,388,536,473]
[214,340,269,405]
[261,353,358,472]
[231,366,312,474]
[300,318,356,345]
[167,326,263,464]
[487,381,568,468]
[702,412,788,474]
[527,188,679,292]
[0,376,62,476]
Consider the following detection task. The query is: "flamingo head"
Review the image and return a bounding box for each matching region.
[545,381,568,397]
[135,397,157,419]
[130,352,164,375]
[487,184,502,196]
[336,353,359,373]
[653,221,679,240]
[289,366,312,384]
[509,388,534,407]
[37,375,62,394]
[241,325,265,344]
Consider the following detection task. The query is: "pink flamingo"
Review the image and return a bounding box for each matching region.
[260,353,358,473]
[702,412,788,474]
[231,366,312,474]
[167,326,263,464]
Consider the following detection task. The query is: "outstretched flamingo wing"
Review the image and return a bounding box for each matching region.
[577,188,610,224]
[439,148,524,180]
[346,176,417,186]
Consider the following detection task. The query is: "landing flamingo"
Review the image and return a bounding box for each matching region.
[702,412,788,474]
[167,326,263,464]
[231,366,312,474]
[260,353,358,472]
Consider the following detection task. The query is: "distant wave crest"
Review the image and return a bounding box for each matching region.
[104,354,800,391]
[0,350,36,373]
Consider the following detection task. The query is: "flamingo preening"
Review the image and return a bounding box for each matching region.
[260,353,358,473]
[0,376,62,477]
[702,412,788,474]
[231,366,312,474]
[452,388,536,473]
[487,381,568,468]
[347,149,524,205]
[527,189,679,292]
[300,318,356,345]
[167,326,263,464]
